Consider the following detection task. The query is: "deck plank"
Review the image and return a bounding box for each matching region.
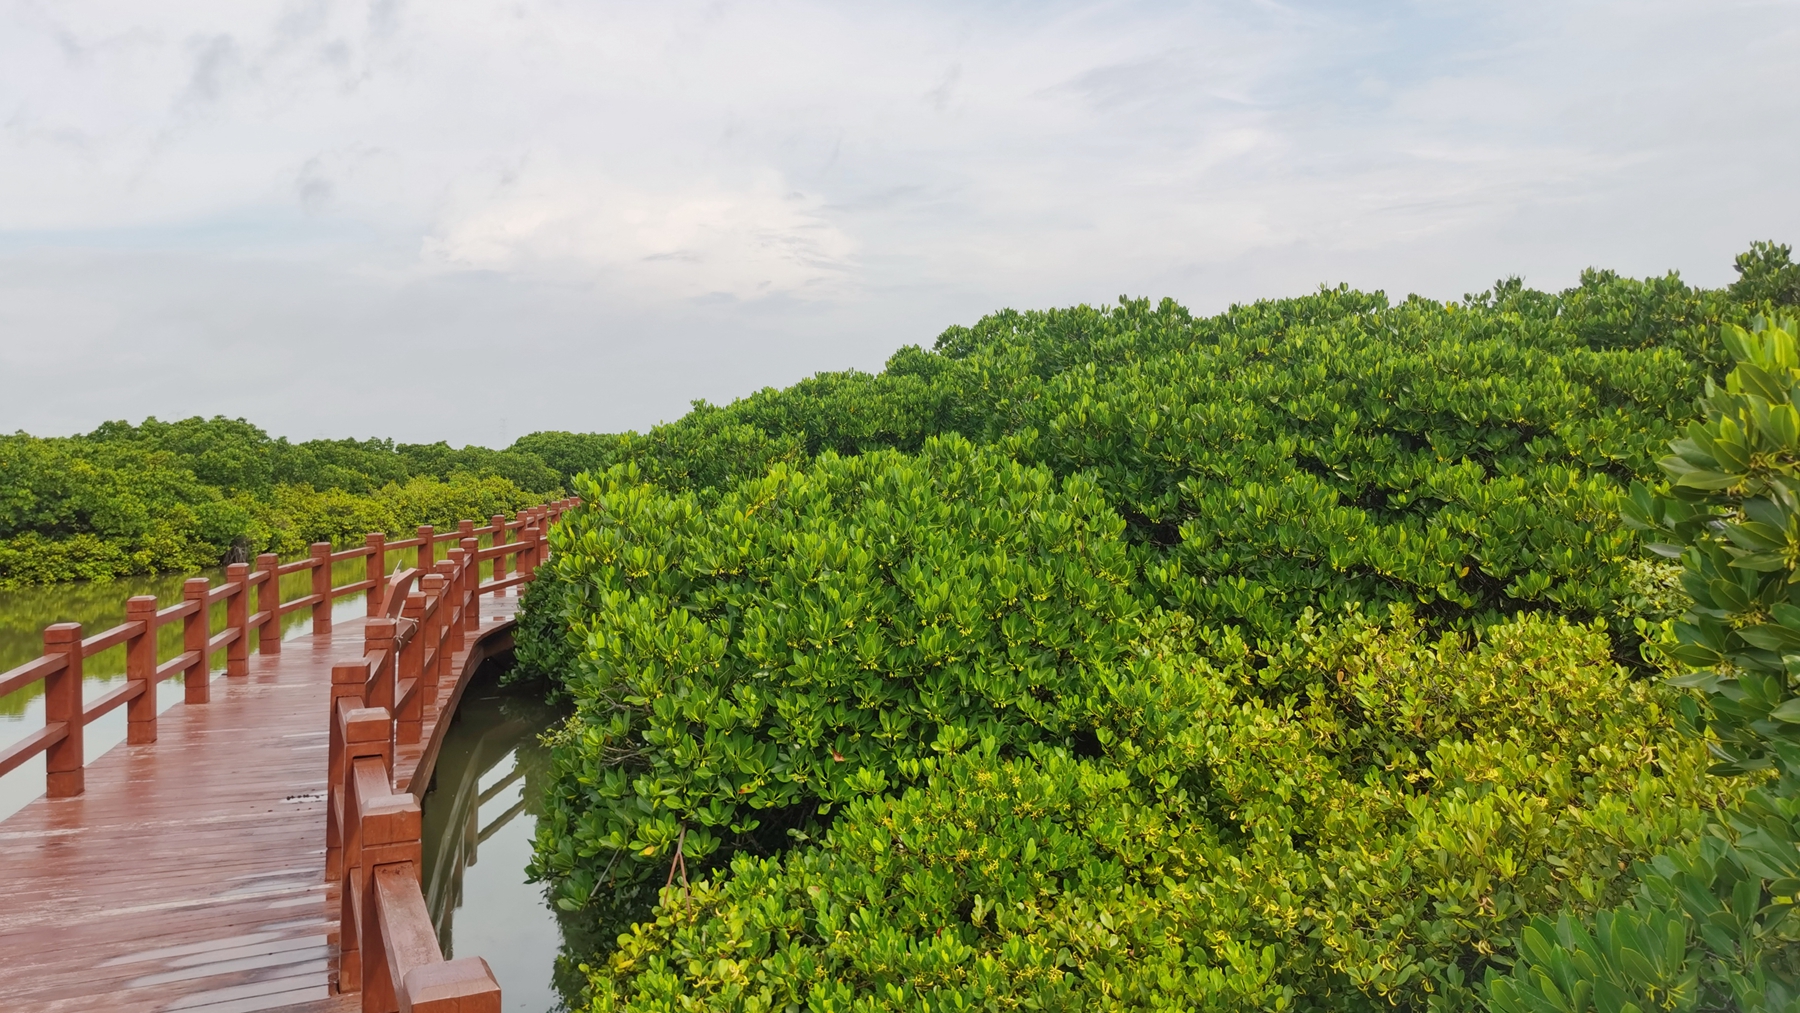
[0,592,524,1013]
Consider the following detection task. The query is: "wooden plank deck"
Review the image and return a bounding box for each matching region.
[0,592,527,1013]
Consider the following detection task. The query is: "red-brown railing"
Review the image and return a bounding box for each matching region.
[327,499,574,1011]
[0,500,574,794]
[0,496,579,1013]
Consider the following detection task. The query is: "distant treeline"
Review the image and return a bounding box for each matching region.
[0,416,565,588]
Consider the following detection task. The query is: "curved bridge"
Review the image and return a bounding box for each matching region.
[0,500,577,1013]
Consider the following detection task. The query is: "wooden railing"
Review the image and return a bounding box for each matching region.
[0,496,579,1012]
[327,499,574,1012]
[0,500,573,796]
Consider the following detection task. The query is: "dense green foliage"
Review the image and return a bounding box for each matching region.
[524,270,1733,663]
[534,438,1146,871]
[515,249,1796,1011]
[0,415,561,587]
[578,611,1726,1012]
[1483,316,1800,1013]
[1727,242,1800,309]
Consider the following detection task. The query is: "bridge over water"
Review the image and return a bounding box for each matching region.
[0,500,577,1013]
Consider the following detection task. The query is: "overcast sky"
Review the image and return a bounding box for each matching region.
[2,1,1797,446]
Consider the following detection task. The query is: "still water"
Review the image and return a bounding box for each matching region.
[420,662,573,1012]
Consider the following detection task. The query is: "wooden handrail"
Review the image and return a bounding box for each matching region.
[81,680,145,725]
[279,592,325,616]
[473,540,535,562]
[154,598,201,622]
[0,654,66,702]
[79,621,145,658]
[333,578,379,599]
[371,864,500,1011]
[476,573,529,595]
[0,496,576,806]
[327,527,514,1008]
[0,722,68,780]
[154,651,201,682]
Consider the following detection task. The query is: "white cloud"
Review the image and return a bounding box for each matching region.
[421,164,857,300]
[0,0,1797,443]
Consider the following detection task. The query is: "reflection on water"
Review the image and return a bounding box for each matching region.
[421,661,571,1013]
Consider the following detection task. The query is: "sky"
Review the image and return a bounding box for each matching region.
[2,1,1797,447]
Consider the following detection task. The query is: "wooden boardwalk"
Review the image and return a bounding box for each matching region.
[0,592,526,1013]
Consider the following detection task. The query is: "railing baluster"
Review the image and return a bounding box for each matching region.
[488,514,507,592]
[256,552,282,655]
[366,533,387,617]
[365,619,397,715]
[520,523,541,580]
[419,573,446,711]
[183,578,211,704]
[125,596,158,744]
[43,623,83,798]
[460,537,481,632]
[311,542,333,636]
[435,559,462,655]
[398,593,425,745]
[226,562,250,677]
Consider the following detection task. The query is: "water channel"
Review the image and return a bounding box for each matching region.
[0,570,578,1011]
[419,660,576,1012]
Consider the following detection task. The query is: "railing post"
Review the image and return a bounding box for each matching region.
[328,658,374,868]
[520,524,541,580]
[358,791,424,1011]
[125,596,158,744]
[256,552,282,655]
[460,537,481,631]
[312,542,333,636]
[43,622,84,798]
[225,562,250,677]
[455,519,474,604]
[366,533,387,617]
[488,514,507,593]
[398,593,426,745]
[183,577,211,704]
[437,558,463,653]
[338,707,400,997]
[364,618,397,715]
[420,574,447,704]
[416,525,434,571]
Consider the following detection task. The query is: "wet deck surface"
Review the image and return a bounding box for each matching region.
[0,594,524,1013]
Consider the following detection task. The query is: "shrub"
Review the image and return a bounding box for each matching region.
[1484,316,1800,1012]
[522,270,1736,650]
[517,250,1792,1011]
[577,613,1730,1011]
[530,436,1149,907]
